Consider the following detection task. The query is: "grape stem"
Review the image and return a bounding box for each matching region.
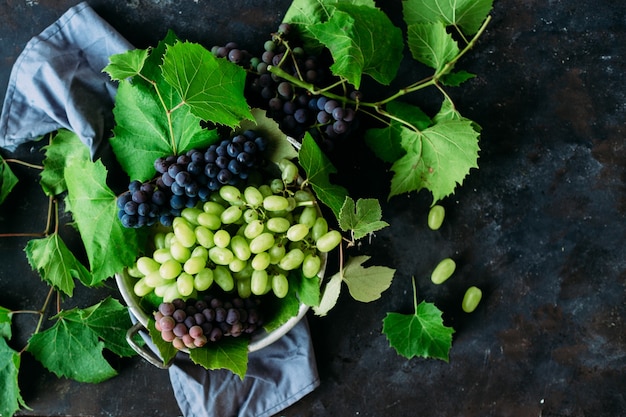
[268,15,492,133]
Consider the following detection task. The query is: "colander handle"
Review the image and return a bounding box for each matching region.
[126,322,173,369]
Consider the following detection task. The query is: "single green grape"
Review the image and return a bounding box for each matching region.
[251,269,268,295]
[183,256,206,275]
[431,257,456,284]
[230,235,251,261]
[272,272,289,298]
[213,265,234,292]
[213,229,231,248]
[249,232,275,254]
[208,246,235,265]
[243,186,264,208]
[195,225,215,249]
[316,230,342,253]
[462,286,482,312]
[286,223,309,242]
[428,205,445,231]
[194,268,213,291]
[278,248,305,270]
[176,272,195,297]
[136,256,160,275]
[159,259,183,280]
[302,253,322,278]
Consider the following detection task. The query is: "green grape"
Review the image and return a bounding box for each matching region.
[160,259,183,279]
[136,256,160,275]
[233,262,254,281]
[311,217,328,241]
[127,263,143,278]
[244,219,265,240]
[316,230,342,253]
[267,217,291,233]
[243,208,258,223]
[183,256,206,275]
[213,265,234,292]
[219,185,243,206]
[237,277,252,299]
[197,212,222,230]
[213,229,231,248]
[174,218,196,248]
[297,206,317,228]
[302,253,322,278]
[428,205,445,231]
[272,272,289,298]
[263,195,289,212]
[286,223,309,242]
[164,232,175,248]
[249,232,275,254]
[195,225,215,249]
[133,277,153,297]
[181,207,203,226]
[162,282,183,303]
[221,205,243,224]
[278,158,299,184]
[153,232,167,250]
[251,269,269,295]
[153,248,173,264]
[431,257,456,284]
[278,248,305,270]
[268,243,286,264]
[145,270,167,287]
[230,235,251,261]
[203,201,226,216]
[169,241,191,263]
[258,184,273,198]
[243,186,264,208]
[209,246,235,265]
[228,257,247,273]
[194,268,213,291]
[294,189,315,203]
[270,178,284,193]
[153,282,169,298]
[462,286,482,313]
[286,197,297,212]
[251,252,271,271]
[191,246,208,261]
[177,272,195,297]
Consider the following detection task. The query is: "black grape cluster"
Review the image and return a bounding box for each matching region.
[116,130,268,228]
[153,295,263,350]
[210,23,360,150]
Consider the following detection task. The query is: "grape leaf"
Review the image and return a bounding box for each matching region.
[407,22,459,73]
[110,81,218,181]
[342,255,394,302]
[25,234,92,296]
[298,132,349,219]
[189,337,249,380]
[102,47,149,81]
[0,306,12,339]
[77,297,137,357]
[365,100,431,163]
[402,0,493,36]
[27,308,119,383]
[441,70,476,87]
[0,337,28,417]
[383,299,454,362]
[389,119,480,202]
[40,129,91,196]
[161,41,253,127]
[338,197,389,240]
[64,157,146,284]
[0,155,18,205]
[308,4,403,89]
[289,269,321,307]
[262,281,301,333]
[312,270,342,317]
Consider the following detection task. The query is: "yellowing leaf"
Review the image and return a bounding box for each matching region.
[313,270,343,317]
[342,255,394,302]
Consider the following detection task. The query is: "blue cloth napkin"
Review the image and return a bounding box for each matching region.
[0,3,319,416]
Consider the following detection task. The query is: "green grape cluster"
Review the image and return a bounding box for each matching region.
[126,159,341,303]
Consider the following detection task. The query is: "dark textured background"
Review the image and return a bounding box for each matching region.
[1,1,624,416]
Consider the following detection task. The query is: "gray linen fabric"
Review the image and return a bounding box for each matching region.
[0,3,319,416]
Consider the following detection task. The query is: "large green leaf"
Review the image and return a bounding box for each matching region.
[161,41,253,127]
[298,133,349,219]
[64,157,145,284]
[78,297,137,358]
[25,234,92,296]
[40,129,91,197]
[308,4,403,88]
[0,338,28,417]
[407,21,460,72]
[189,337,249,380]
[389,118,480,202]
[402,0,493,36]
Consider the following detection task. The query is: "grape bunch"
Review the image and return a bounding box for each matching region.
[127,158,342,304]
[210,23,360,150]
[116,130,268,228]
[153,295,263,350]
